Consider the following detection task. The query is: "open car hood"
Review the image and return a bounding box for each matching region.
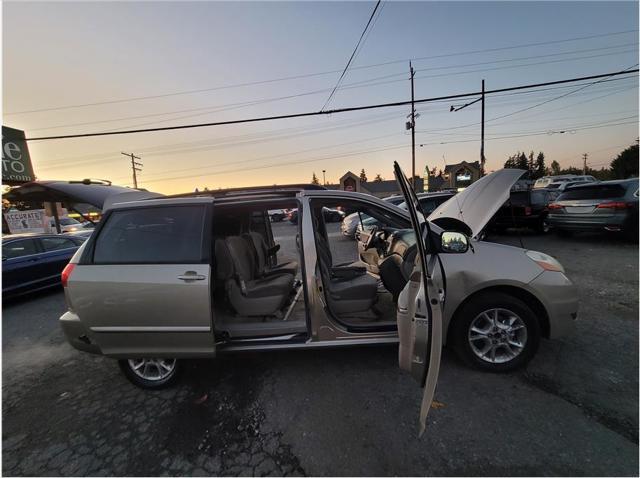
[5,180,163,210]
[427,169,525,238]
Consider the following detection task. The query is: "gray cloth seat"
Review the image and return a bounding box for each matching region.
[313,211,377,315]
[215,236,293,316]
[243,231,298,277]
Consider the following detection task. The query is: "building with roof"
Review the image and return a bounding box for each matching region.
[337,171,424,198]
[442,161,482,189]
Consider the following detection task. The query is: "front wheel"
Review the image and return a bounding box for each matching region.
[118,358,181,389]
[451,292,541,372]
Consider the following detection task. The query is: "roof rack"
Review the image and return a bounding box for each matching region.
[166,183,326,199]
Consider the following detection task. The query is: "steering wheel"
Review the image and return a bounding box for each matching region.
[363,225,379,250]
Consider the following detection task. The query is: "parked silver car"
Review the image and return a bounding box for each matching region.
[58,166,578,430]
[547,178,639,239]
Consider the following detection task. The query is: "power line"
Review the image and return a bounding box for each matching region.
[418,119,638,148]
[113,131,405,182]
[129,119,639,185]
[38,85,634,170]
[7,29,635,116]
[415,73,638,134]
[36,110,407,170]
[29,44,636,133]
[112,117,637,184]
[23,68,639,142]
[321,0,382,111]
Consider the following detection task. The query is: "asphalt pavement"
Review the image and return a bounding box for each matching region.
[2,224,638,476]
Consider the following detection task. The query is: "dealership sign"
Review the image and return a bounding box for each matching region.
[3,209,47,234]
[2,126,35,185]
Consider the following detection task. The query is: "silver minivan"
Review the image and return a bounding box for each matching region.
[59,165,578,431]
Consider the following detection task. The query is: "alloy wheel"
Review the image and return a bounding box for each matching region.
[468,308,528,364]
[127,358,177,381]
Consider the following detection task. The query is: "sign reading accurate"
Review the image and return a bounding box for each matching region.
[2,126,35,185]
[3,209,47,234]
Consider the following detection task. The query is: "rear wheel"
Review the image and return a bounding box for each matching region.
[451,292,541,372]
[535,216,550,234]
[119,358,181,389]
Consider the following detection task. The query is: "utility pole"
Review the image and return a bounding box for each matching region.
[409,62,416,190]
[122,152,143,188]
[582,153,588,175]
[481,79,486,176]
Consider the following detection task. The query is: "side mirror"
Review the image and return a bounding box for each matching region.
[441,231,469,253]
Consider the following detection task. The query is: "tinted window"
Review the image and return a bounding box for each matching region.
[508,192,529,206]
[530,191,549,205]
[4,239,38,259]
[41,237,77,252]
[94,206,205,264]
[558,185,626,201]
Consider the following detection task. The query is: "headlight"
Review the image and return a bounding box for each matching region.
[525,250,564,273]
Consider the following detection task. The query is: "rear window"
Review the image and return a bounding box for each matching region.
[93,206,205,264]
[41,237,77,251]
[558,185,626,201]
[508,191,529,206]
[3,239,38,259]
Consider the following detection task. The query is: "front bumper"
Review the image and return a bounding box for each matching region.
[59,311,102,355]
[528,271,579,339]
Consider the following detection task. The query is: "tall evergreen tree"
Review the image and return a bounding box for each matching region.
[550,160,561,175]
[534,152,546,179]
[610,144,639,179]
[311,173,319,185]
[359,169,368,182]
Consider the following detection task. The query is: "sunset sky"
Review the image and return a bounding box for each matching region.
[3,1,639,195]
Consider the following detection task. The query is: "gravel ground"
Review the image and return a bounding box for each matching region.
[2,223,638,476]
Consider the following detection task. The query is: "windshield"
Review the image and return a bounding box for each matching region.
[558,184,626,201]
[50,217,80,226]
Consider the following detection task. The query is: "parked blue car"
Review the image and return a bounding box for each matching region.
[2,233,87,298]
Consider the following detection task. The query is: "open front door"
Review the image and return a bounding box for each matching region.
[393,162,444,436]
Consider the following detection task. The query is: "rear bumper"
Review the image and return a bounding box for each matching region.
[528,271,578,339]
[547,213,628,231]
[59,311,102,355]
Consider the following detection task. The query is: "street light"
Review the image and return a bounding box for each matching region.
[322,170,326,185]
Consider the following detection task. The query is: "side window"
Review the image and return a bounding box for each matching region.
[93,206,205,264]
[3,239,39,259]
[41,237,77,252]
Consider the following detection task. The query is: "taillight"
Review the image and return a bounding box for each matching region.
[524,206,532,216]
[61,263,76,288]
[596,201,631,210]
[548,203,562,210]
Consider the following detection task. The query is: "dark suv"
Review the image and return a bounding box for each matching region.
[547,178,639,239]
[490,189,559,234]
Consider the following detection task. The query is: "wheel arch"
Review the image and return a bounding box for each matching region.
[446,284,550,344]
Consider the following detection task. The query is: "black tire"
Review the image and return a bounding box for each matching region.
[534,216,550,234]
[451,292,541,373]
[118,358,181,389]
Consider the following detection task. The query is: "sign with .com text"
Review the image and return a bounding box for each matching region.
[3,209,47,234]
[2,126,35,185]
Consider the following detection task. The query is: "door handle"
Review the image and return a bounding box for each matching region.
[177,272,206,281]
